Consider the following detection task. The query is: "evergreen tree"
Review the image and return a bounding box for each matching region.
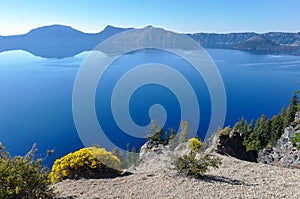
[269,114,284,146]
[284,94,299,127]
[233,116,248,134]
[243,119,254,145]
[131,147,138,166]
[111,147,119,156]
[280,106,287,116]
[119,150,126,168]
[147,120,165,143]
[247,119,255,134]
[148,120,162,137]
[126,143,131,168]
[247,114,271,150]
[242,93,299,152]
[112,147,126,169]
[168,128,177,150]
[178,121,189,144]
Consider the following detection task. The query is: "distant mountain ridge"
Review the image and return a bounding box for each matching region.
[0,25,299,58]
[232,35,299,55]
[189,32,300,55]
[0,25,132,58]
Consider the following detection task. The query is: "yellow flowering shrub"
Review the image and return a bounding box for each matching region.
[49,147,122,183]
[188,137,202,152]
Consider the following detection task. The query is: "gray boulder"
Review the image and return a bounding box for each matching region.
[137,141,200,172]
[136,142,175,172]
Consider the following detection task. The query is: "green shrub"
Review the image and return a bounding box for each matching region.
[175,151,221,178]
[175,136,221,178]
[0,142,55,199]
[291,132,300,150]
[49,147,122,183]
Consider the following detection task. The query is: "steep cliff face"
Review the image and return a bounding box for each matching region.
[188,32,257,48]
[257,112,300,168]
[263,32,300,46]
[188,32,300,47]
[189,32,300,55]
[214,130,258,162]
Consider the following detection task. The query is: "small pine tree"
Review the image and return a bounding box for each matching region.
[284,94,299,127]
[131,147,138,166]
[233,116,248,135]
[119,151,126,168]
[147,120,165,143]
[148,120,162,137]
[268,114,285,146]
[168,128,177,150]
[112,147,126,169]
[255,114,271,149]
[126,143,131,168]
[178,121,189,144]
[111,147,119,157]
[245,118,255,139]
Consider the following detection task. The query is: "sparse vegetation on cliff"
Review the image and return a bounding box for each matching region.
[176,137,221,178]
[0,143,55,199]
[232,94,300,152]
[291,133,300,150]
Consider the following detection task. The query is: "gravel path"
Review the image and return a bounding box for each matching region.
[53,154,300,199]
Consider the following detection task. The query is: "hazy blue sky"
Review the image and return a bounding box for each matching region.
[1,0,299,35]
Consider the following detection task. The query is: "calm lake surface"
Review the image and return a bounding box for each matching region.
[0,49,299,166]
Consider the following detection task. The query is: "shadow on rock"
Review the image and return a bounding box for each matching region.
[198,174,256,186]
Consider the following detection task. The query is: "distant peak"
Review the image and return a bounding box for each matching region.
[32,24,74,30]
[103,25,128,31]
[104,25,117,29]
[141,25,166,32]
[246,35,269,42]
[27,24,80,35]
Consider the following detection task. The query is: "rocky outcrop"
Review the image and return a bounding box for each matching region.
[137,141,192,172]
[214,130,258,162]
[257,112,300,168]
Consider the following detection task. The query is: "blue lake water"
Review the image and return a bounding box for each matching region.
[0,49,299,166]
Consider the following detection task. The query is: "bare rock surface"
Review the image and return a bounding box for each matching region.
[53,154,300,199]
[258,118,300,168]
